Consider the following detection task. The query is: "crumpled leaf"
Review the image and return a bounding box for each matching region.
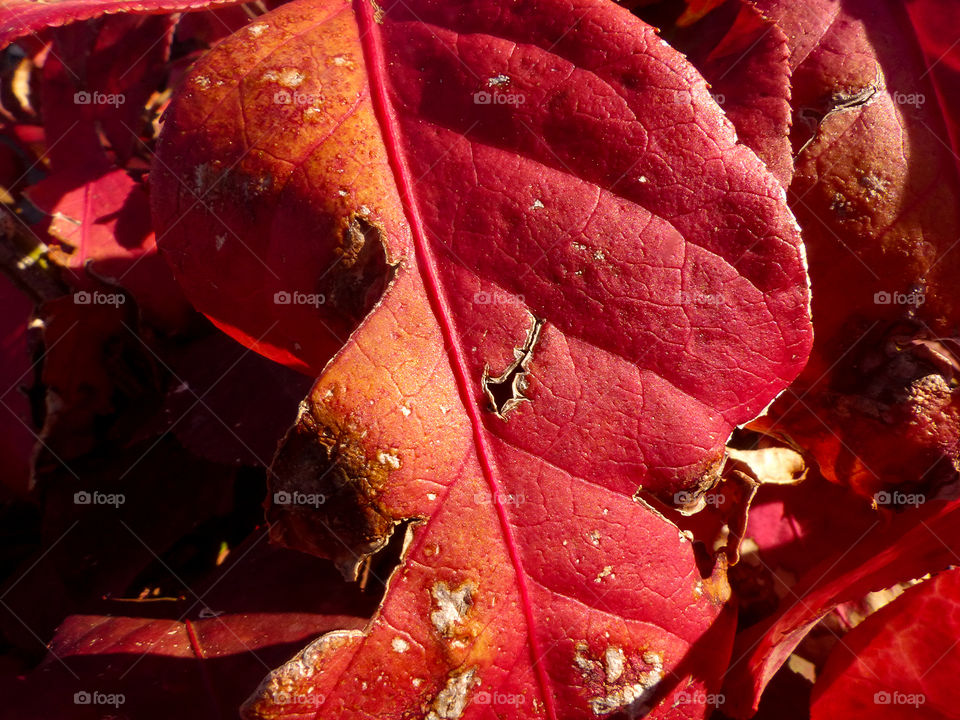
[151,0,812,716]
[810,567,960,720]
[754,0,960,502]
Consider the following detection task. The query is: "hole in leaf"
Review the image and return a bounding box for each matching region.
[482,316,544,419]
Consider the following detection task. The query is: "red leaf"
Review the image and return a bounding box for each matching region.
[1,533,378,720]
[748,0,840,70]
[689,2,793,185]
[730,469,877,626]
[27,168,193,332]
[904,0,960,172]
[722,498,960,717]
[810,568,960,719]
[0,0,245,48]
[632,0,794,186]
[151,0,812,716]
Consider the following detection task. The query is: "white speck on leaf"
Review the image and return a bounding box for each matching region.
[604,647,625,683]
[377,451,400,469]
[263,68,304,88]
[425,667,477,720]
[595,566,614,583]
[391,636,409,653]
[430,581,476,636]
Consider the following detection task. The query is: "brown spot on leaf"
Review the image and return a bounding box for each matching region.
[267,399,398,580]
[320,215,394,324]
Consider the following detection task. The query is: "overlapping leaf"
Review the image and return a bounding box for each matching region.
[755,0,960,501]
[1,534,377,720]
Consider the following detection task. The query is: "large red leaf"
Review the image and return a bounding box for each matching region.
[150,0,812,716]
[810,567,960,720]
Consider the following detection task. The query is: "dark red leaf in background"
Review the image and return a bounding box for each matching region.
[0,0,246,48]
[811,567,960,720]
[723,498,960,716]
[0,273,36,497]
[755,0,960,502]
[0,531,378,720]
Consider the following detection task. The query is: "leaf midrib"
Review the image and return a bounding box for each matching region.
[353,0,558,717]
